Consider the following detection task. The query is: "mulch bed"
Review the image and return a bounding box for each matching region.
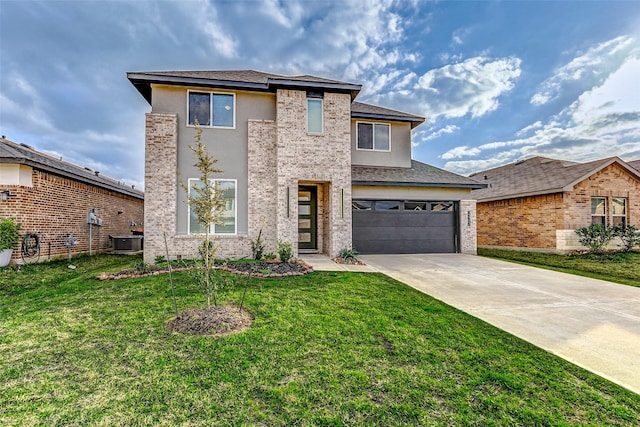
[97,259,313,280]
[166,305,253,337]
[217,259,313,277]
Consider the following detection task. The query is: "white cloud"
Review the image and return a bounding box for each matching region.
[440,145,480,160]
[516,121,543,137]
[418,125,460,145]
[444,55,640,174]
[531,36,639,105]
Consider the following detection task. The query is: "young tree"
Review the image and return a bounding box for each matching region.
[181,124,226,308]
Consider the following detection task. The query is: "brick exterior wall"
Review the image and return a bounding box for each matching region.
[0,169,143,263]
[477,193,562,250]
[247,119,278,253]
[477,163,640,251]
[274,89,352,257]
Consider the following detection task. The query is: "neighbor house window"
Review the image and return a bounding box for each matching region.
[307,99,323,133]
[357,122,390,151]
[188,91,235,128]
[591,197,606,225]
[188,179,237,234]
[612,197,627,227]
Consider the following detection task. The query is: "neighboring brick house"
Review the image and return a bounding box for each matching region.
[470,156,640,252]
[0,138,144,262]
[127,70,484,263]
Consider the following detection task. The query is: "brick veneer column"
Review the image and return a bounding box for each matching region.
[275,90,352,257]
[459,199,477,254]
[143,113,178,263]
[247,119,278,253]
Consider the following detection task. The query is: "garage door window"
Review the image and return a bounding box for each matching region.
[405,202,427,210]
[431,202,454,211]
[375,201,401,210]
[352,201,372,210]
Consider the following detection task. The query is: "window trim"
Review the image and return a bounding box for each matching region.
[612,197,627,227]
[590,196,607,225]
[355,121,391,152]
[187,178,238,235]
[186,90,236,129]
[307,98,323,134]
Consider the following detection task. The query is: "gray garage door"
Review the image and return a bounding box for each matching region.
[352,200,458,254]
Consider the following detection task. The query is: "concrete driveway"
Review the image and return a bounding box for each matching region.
[360,254,640,395]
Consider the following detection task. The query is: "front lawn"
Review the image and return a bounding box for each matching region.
[1,255,639,425]
[478,248,640,287]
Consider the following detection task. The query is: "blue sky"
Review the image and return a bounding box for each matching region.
[1,0,639,189]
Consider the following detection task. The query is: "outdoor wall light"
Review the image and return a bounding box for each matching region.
[1,190,11,201]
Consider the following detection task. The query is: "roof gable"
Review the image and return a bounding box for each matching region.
[470,156,640,201]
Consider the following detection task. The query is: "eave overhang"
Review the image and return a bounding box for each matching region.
[352,180,487,189]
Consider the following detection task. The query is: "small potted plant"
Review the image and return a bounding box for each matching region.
[0,218,21,267]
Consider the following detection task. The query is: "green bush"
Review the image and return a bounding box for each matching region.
[615,224,640,253]
[0,218,21,251]
[277,240,293,263]
[575,224,616,254]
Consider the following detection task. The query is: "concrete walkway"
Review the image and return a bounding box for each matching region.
[306,253,640,394]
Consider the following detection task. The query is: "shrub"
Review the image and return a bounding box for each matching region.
[575,224,617,254]
[0,218,21,251]
[250,229,266,260]
[277,240,293,263]
[615,224,640,253]
[339,248,359,263]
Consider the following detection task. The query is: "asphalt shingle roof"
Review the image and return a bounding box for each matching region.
[352,159,486,188]
[127,69,362,103]
[351,101,425,127]
[469,156,640,201]
[0,138,143,199]
[628,159,640,171]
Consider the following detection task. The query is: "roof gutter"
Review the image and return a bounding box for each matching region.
[351,112,425,128]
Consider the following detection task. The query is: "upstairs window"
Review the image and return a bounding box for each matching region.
[307,98,323,133]
[357,122,390,151]
[591,197,606,225]
[188,91,235,128]
[612,197,627,227]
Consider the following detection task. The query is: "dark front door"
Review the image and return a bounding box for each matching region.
[298,186,317,250]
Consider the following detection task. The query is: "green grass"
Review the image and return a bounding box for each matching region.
[1,255,639,425]
[478,248,640,287]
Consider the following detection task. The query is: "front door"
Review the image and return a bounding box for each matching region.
[298,186,317,250]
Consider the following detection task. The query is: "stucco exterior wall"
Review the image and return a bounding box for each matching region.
[0,167,143,263]
[350,121,412,168]
[151,84,276,236]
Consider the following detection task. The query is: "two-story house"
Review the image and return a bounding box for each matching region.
[127,70,484,263]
